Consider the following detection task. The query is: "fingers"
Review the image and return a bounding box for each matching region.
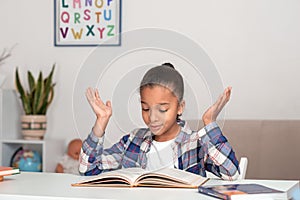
[85,87,104,104]
[220,86,232,102]
[213,86,232,112]
[95,89,102,102]
[106,100,112,108]
[202,87,232,125]
[224,86,232,101]
[85,87,95,102]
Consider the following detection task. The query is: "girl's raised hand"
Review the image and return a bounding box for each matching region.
[86,87,112,137]
[202,86,232,125]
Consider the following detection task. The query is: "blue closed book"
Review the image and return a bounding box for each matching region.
[198,183,285,200]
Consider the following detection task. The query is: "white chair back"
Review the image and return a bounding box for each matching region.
[237,157,248,180]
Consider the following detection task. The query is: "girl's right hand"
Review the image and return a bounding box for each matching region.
[86,87,112,137]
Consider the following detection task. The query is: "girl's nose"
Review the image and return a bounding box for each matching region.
[149,109,159,122]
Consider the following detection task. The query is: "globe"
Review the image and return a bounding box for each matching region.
[11,148,42,172]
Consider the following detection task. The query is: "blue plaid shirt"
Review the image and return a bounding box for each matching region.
[79,121,240,180]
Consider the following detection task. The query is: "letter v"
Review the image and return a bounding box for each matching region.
[60,27,69,38]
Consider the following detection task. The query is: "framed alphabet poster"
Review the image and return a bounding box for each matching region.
[54,0,122,46]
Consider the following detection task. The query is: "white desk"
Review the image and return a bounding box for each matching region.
[0,172,299,200]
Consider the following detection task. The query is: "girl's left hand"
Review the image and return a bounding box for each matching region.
[202,86,232,125]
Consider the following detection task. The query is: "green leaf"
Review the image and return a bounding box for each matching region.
[40,64,55,114]
[28,71,35,93]
[15,68,25,97]
[21,94,32,114]
[15,68,32,114]
[32,71,44,114]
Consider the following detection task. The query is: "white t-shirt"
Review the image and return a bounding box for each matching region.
[146,139,177,171]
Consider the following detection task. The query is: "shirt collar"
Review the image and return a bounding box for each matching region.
[175,120,194,144]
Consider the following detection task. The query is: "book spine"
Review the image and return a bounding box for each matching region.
[0,169,20,176]
[198,186,229,200]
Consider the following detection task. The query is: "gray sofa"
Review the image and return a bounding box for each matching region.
[187,120,300,180]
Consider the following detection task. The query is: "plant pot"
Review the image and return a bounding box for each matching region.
[21,115,47,140]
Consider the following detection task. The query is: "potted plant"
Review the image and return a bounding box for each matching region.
[15,64,56,140]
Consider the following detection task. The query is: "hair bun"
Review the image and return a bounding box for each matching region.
[162,62,175,69]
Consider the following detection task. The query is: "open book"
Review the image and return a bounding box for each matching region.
[198,183,285,200]
[72,167,209,188]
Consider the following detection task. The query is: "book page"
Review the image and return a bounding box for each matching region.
[136,168,208,187]
[74,168,147,186]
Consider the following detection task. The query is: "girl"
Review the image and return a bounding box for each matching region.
[79,63,240,180]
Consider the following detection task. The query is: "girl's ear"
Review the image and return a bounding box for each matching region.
[178,100,185,116]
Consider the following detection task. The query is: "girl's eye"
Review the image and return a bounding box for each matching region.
[159,109,168,113]
[142,108,150,112]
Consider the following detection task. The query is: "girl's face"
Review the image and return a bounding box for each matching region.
[140,85,184,142]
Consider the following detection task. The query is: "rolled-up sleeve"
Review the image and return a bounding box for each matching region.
[198,122,240,180]
[79,131,126,176]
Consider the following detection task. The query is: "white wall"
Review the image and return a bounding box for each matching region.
[0,0,299,141]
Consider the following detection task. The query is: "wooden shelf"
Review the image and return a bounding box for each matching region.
[0,89,65,172]
[1,139,46,144]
